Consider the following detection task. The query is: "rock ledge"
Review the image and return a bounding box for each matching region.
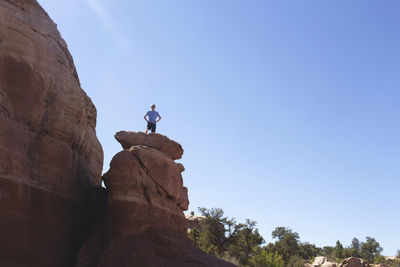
[115,131,183,160]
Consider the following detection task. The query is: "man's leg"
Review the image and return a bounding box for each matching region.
[145,128,148,134]
[151,123,156,133]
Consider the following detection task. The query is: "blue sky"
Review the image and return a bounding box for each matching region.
[38,0,399,255]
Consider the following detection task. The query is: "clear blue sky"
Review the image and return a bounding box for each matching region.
[38,0,399,255]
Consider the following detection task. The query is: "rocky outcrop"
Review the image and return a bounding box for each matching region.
[115,131,184,160]
[1,1,232,266]
[0,1,103,267]
[77,132,234,267]
[339,257,369,267]
[186,214,206,232]
[311,257,337,267]
[322,261,337,267]
[312,257,328,266]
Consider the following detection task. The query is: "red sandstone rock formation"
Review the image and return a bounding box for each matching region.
[77,132,234,267]
[115,130,184,160]
[1,1,233,266]
[0,1,103,266]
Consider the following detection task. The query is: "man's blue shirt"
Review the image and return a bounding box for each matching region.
[146,111,160,123]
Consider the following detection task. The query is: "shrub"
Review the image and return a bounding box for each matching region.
[249,250,284,267]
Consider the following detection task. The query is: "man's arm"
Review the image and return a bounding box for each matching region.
[144,114,149,122]
[156,114,162,123]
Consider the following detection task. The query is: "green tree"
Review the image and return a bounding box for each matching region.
[272,227,298,241]
[344,238,361,258]
[249,249,285,267]
[189,208,392,266]
[373,254,385,264]
[321,246,335,261]
[271,227,300,263]
[188,228,201,246]
[334,240,344,259]
[228,219,264,266]
[197,207,228,256]
[351,238,361,251]
[299,243,319,260]
[264,243,277,254]
[360,237,383,263]
[286,256,305,267]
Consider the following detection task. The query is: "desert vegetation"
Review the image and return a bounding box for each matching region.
[188,208,400,267]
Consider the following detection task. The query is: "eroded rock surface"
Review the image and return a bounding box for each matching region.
[322,261,337,267]
[339,257,370,267]
[312,257,328,267]
[1,1,232,266]
[0,1,103,266]
[77,133,234,267]
[115,131,184,160]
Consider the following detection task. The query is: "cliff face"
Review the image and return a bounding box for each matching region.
[77,132,233,267]
[0,1,233,266]
[0,1,103,266]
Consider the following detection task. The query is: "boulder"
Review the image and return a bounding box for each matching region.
[115,131,184,160]
[322,261,337,267]
[312,258,336,267]
[77,133,234,267]
[312,257,328,266]
[0,1,103,267]
[186,214,206,232]
[339,257,369,267]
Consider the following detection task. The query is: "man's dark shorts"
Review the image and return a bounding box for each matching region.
[147,122,156,133]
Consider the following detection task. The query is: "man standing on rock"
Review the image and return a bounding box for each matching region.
[144,104,161,134]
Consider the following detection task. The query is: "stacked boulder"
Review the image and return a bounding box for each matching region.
[0,0,233,265]
[77,131,234,267]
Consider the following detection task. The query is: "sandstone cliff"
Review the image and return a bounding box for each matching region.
[0,1,234,266]
[0,1,103,266]
[77,132,234,267]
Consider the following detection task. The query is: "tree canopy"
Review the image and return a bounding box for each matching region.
[188,207,397,267]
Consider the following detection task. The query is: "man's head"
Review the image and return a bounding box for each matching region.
[151,104,156,111]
